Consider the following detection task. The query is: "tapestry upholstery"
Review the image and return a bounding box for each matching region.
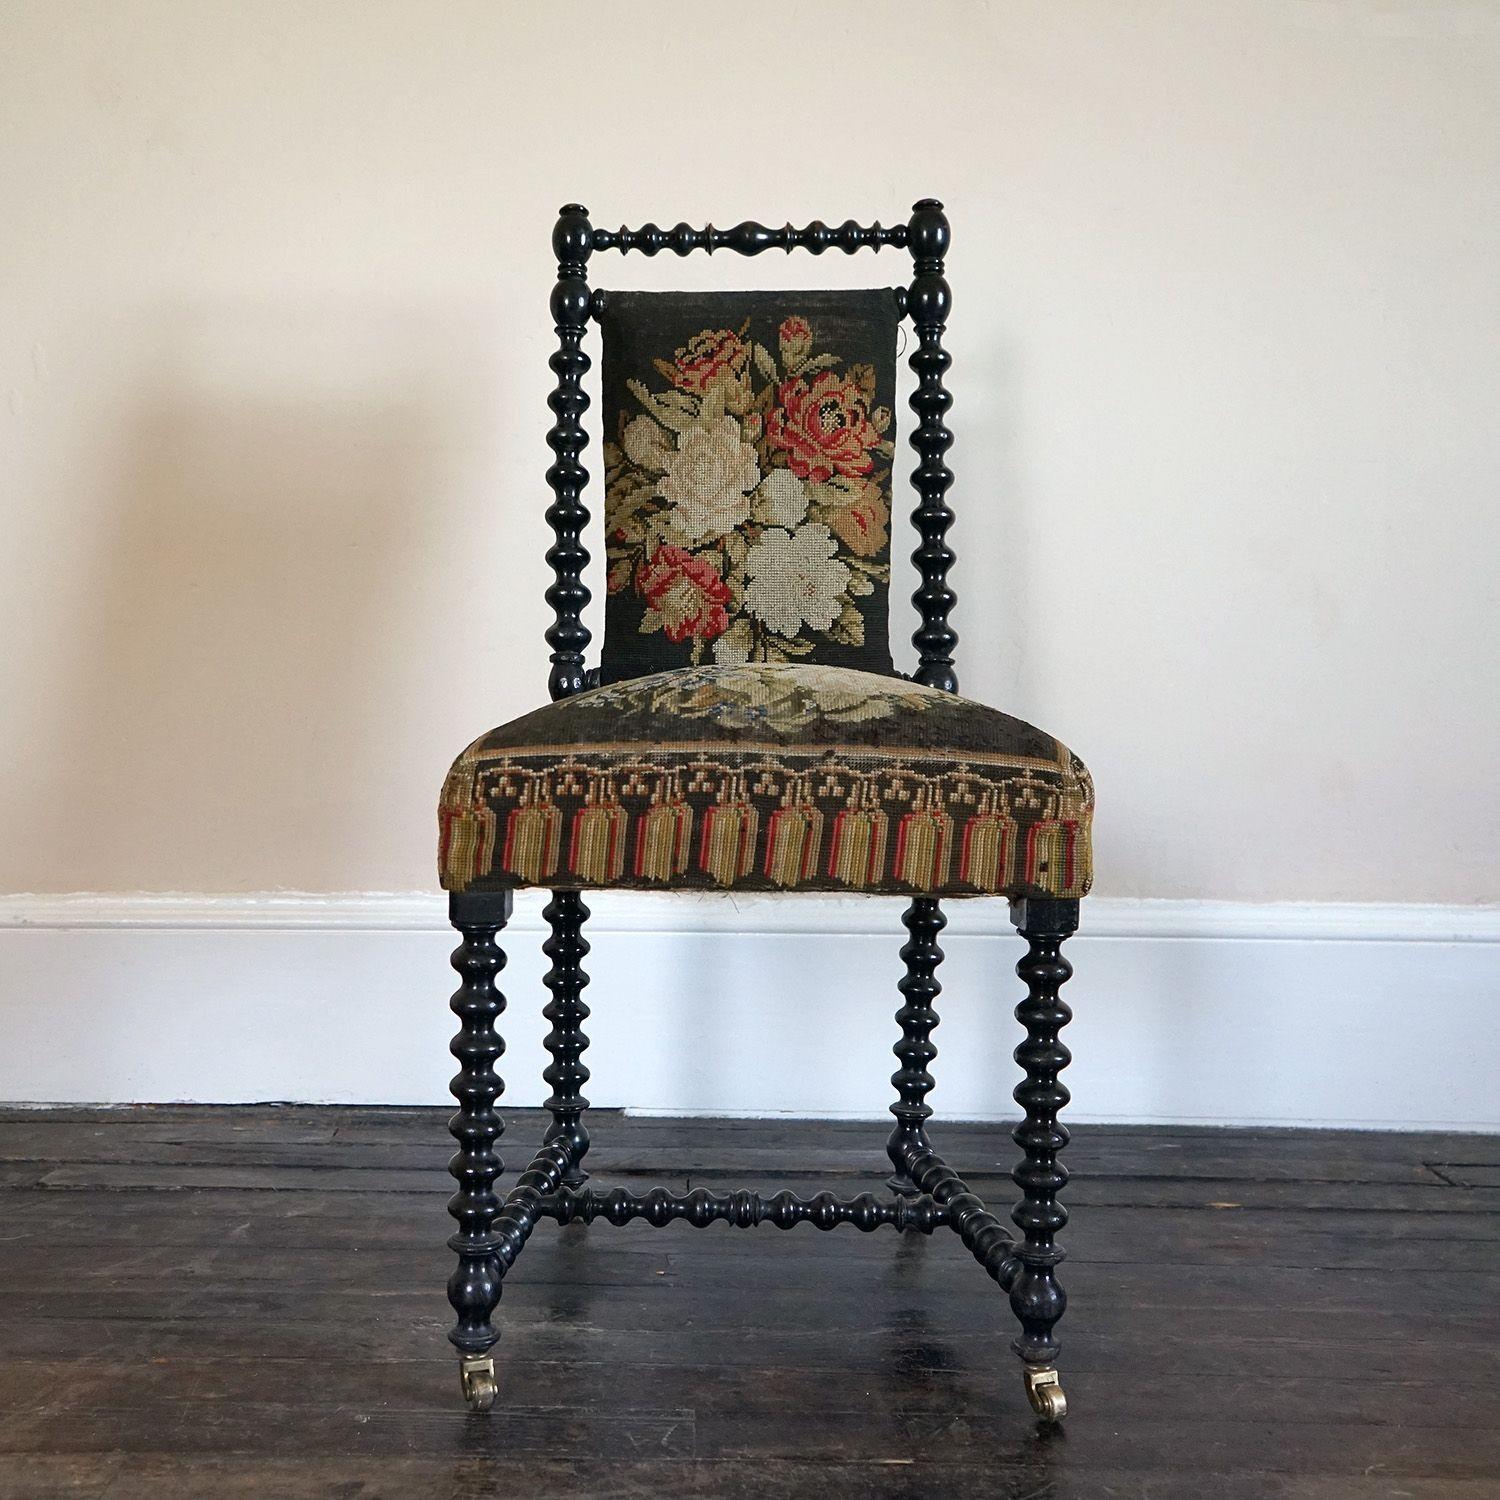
[440,664,1093,900]
[598,289,901,685]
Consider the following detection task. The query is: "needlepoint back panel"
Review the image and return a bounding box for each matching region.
[597,288,901,685]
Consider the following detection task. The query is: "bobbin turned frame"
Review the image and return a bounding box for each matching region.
[444,201,1080,1423]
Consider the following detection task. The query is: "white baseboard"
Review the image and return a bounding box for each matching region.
[1,892,1496,1129]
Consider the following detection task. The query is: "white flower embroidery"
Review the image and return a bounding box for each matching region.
[603,316,897,670]
[742,523,851,637]
[749,468,808,530]
[656,416,760,541]
[583,662,939,730]
[622,414,672,471]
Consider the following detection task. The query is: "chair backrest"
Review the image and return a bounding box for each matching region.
[542,201,958,697]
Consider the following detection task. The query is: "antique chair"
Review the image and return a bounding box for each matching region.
[436,201,1093,1423]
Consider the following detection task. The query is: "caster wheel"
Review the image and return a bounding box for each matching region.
[459,1354,497,1412]
[1023,1365,1067,1422]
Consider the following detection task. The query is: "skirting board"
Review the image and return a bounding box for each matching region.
[2,891,1497,1128]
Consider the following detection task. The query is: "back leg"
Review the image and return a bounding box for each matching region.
[542,889,592,1187]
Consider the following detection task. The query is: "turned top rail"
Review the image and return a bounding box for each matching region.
[587,215,911,257]
[557,197,946,276]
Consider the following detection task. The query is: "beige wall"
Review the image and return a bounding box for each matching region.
[2,0,1496,903]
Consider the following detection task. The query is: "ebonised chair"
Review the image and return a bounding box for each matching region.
[436,200,1093,1423]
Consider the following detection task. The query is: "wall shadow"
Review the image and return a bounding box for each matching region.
[11,298,497,894]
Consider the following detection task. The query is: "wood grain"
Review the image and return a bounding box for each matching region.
[0,1106,1496,1498]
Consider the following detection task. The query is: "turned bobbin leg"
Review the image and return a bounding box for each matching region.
[446,889,513,1412]
[1008,897,1078,1422]
[886,897,945,1195]
[541,890,592,1187]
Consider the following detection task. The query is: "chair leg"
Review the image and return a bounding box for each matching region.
[1008,896,1078,1422]
[446,889,514,1412]
[541,890,592,1187]
[886,896,945,1194]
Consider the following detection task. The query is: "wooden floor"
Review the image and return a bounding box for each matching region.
[0,1108,1496,1498]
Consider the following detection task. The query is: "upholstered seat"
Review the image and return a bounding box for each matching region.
[440,662,1092,899]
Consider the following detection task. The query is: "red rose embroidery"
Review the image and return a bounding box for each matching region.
[765,370,881,483]
[778,316,813,365]
[636,546,731,643]
[670,329,749,396]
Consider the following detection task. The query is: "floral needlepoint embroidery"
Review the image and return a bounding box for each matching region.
[778,316,813,367]
[658,327,751,399]
[766,368,882,483]
[741,523,849,640]
[440,663,1094,900]
[651,416,761,541]
[600,290,899,682]
[441,276,1099,904]
[636,547,731,645]
[579,663,939,734]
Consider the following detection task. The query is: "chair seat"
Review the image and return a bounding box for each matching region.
[440,663,1092,899]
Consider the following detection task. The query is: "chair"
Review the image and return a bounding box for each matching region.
[437,201,1093,1423]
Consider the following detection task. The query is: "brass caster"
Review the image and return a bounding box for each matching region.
[459,1353,497,1412]
[1023,1365,1067,1422]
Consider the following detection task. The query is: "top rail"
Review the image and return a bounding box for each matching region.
[590,218,909,257]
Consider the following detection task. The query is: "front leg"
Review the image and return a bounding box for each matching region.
[446,889,513,1411]
[1008,896,1078,1421]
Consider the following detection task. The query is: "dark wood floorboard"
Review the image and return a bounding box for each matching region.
[0,1107,1496,1498]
